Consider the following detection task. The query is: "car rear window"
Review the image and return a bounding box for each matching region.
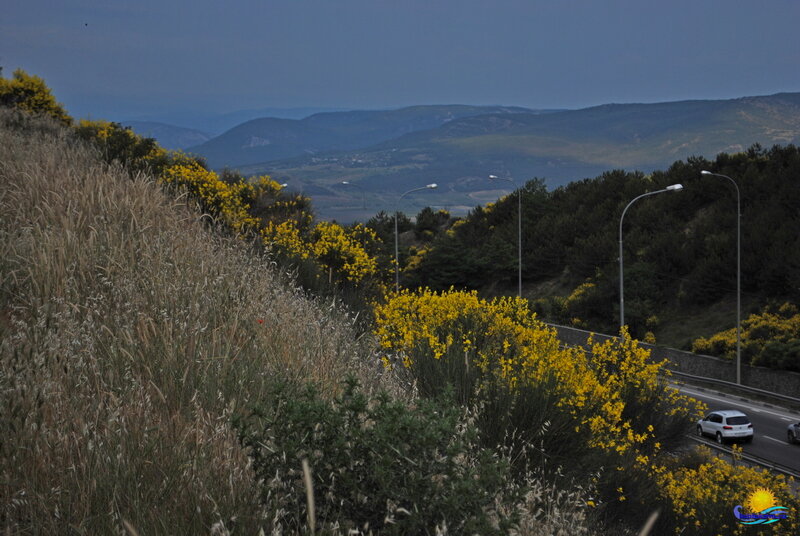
[726,416,750,425]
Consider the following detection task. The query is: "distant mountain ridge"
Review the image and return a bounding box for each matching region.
[188,104,544,168]
[222,92,800,220]
[125,121,212,150]
[120,106,343,136]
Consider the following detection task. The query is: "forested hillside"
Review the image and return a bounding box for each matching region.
[397,145,800,359]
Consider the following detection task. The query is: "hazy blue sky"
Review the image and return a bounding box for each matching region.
[3,0,799,122]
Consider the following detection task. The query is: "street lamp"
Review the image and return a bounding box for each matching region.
[619,184,683,331]
[489,174,522,298]
[395,183,438,292]
[701,170,742,385]
[340,181,366,209]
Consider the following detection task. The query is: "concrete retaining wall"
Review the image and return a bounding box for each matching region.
[547,323,800,399]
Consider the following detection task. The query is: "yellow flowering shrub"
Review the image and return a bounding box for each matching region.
[69,101,384,292]
[585,332,704,454]
[261,220,310,260]
[373,289,701,457]
[250,184,314,233]
[309,222,379,283]
[658,447,799,534]
[561,277,612,329]
[374,289,724,531]
[403,246,430,273]
[692,302,800,371]
[0,68,72,125]
[564,281,597,310]
[262,221,381,285]
[161,160,259,234]
[253,175,286,198]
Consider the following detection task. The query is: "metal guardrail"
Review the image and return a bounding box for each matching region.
[687,435,800,480]
[668,369,800,406]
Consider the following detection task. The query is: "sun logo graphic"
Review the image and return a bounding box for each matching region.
[733,487,789,525]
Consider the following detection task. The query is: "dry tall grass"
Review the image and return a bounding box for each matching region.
[0,110,596,535]
[0,110,386,534]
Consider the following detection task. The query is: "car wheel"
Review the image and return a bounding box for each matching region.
[697,425,704,437]
[790,431,796,444]
[716,432,724,444]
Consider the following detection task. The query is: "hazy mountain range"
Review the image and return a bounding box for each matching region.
[124,121,213,150]
[122,106,343,139]
[129,93,800,221]
[188,105,542,167]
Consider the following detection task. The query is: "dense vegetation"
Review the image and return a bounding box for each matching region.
[394,148,800,370]
[2,69,798,535]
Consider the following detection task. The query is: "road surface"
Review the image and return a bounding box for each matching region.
[675,384,800,475]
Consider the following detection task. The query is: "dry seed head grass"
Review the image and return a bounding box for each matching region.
[0,110,393,533]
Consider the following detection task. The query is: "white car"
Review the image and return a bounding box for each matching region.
[696,410,753,444]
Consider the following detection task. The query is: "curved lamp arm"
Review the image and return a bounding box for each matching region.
[394,183,437,291]
[619,184,683,330]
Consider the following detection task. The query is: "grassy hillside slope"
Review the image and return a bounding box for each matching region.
[0,110,384,532]
[1,109,601,535]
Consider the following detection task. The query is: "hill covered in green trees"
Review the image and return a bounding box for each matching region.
[387,144,799,360]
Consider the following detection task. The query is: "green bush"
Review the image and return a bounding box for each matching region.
[235,377,518,535]
[0,68,72,125]
[753,339,800,372]
[73,119,176,176]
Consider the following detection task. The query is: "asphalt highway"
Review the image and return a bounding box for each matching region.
[674,384,800,474]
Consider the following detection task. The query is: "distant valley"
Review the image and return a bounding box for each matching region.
[187,105,543,168]
[150,94,800,221]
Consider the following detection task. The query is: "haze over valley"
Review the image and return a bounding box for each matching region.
[131,92,800,221]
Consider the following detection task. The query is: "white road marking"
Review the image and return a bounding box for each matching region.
[763,436,785,444]
[675,386,800,420]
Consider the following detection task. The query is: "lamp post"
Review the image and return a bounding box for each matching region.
[489,174,522,298]
[340,181,366,209]
[619,184,683,331]
[395,183,437,292]
[701,170,742,385]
